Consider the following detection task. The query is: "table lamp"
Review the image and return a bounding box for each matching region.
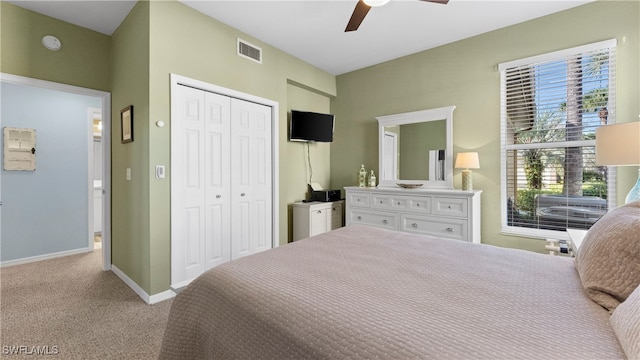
[455,152,480,191]
[595,121,640,203]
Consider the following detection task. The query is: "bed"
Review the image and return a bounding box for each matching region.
[159,202,640,360]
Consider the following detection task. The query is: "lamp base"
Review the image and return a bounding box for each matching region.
[625,168,640,204]
[461,169,473,191]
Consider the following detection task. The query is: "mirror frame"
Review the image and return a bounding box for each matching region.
[377,106,455,189]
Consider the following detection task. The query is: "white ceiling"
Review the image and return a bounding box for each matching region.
[9,0,594,75]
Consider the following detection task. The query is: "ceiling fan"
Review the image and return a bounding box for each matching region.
[345,0,449,32]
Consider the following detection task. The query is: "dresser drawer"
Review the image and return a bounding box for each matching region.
[347,210,398,230]
[400,215,468,242]
[432,197,468,218]
[347,192,370,208]
[371,194,430,214]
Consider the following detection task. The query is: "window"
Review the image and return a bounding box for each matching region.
[499,40,617,238]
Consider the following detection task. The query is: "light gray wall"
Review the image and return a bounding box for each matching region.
[1,82,100,262]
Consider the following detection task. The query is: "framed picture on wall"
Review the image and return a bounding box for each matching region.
[121,105,133,144]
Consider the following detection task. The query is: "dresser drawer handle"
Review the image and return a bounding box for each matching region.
[241,193,246,197]
[446,227,454,232]
[397,202,401,205]
[382,219,388,224]
[380,200,384,204]
[333,208,336,211]
[412,223,419,228]
[317,210,322,214]
[447,205,452,209]
[357,216,362,220]
[416,203,420,207]
[357,198,361,202]
[216,194,221,198]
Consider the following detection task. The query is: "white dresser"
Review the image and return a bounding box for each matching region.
[345,187,481,243]
[292,200,344,241]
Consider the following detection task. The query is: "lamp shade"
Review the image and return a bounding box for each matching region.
[455,152,480,169]
[596,122,640,166]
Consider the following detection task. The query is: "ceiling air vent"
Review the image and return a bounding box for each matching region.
[237,38,262,64]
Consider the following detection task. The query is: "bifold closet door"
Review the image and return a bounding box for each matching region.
[230,98,272,260]
[172,85,232,285]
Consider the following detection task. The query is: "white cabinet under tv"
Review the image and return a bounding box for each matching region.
[345,187,481,243]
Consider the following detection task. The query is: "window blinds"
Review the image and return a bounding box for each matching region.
[500,40,616,235]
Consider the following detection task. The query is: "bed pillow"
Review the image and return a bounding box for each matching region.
[610,284,640,360]
[575,200,640,311]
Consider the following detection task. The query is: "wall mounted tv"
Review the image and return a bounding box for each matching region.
[289,110,334,143]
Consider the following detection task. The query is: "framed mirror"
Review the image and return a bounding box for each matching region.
[377,106,455,189]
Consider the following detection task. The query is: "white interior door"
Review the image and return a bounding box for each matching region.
[173,85,233,286]
[230,98,272,260]
[203,91,232,270]
[173,85,206,284]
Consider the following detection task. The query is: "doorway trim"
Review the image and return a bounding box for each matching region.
[0,73,112,271]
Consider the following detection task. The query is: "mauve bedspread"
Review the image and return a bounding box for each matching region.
[158,224,624,360]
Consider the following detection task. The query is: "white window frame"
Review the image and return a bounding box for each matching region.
[499,39,617,240]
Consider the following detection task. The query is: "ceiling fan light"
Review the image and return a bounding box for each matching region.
[363,0,390,7]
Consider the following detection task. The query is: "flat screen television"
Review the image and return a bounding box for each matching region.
[289,110,334,142]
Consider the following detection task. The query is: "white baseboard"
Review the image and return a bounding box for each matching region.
[0,247,93,268]
[110,265,176,305]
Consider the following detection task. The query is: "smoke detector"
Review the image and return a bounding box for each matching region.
[42,35,62,51]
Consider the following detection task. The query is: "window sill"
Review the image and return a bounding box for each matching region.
[501,226,571,241]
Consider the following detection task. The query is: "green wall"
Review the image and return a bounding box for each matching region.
[331,0,640,253]
[110,1,152,295]
[285,83,332,242]
[0,2,110,90]
[145,0,335,294]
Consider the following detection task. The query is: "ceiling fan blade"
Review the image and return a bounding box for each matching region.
[345,0,371,32]
[420,0,449,4]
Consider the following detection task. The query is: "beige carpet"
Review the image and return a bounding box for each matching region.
[1,249,173,359]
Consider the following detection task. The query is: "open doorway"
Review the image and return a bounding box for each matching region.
[0,73,112,271]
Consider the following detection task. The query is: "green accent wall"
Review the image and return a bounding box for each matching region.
[0,2,111,90]
[144,1,335,294]
[285,83,332,242]
[110,1,152,295]
[330,0,640,253]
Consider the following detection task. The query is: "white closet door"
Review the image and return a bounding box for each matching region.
[172,85,231,286]
[230,98,272,259]
[204,92,232,270]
